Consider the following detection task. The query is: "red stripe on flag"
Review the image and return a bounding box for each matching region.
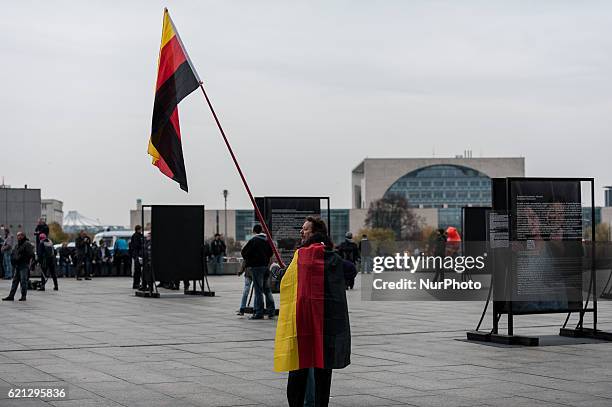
[169,108,181,140]
[154,155,175,179]
[296,244,325,368]
[156,36,187,90]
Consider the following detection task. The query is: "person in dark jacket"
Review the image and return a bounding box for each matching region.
[337,232,360,289]
[3,232,35,301]
[98,241,111,276]
[130,225,144,289]
[337,232,360,264]
[210,234,226,274]
[74,230,91,281]
[34,218,49,247]
[241,225,274,319]
[36,233,58,291]
[432,228,447,282]
[58,242,72,277]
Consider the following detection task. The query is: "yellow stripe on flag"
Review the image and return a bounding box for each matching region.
[160,10,176,50]
[148,140,160,164]
[274,250,300,372]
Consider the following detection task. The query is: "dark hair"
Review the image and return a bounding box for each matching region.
[253,224,262,234]
[305,216,328,237]
[214,233,221,237]
[135,225,142,232]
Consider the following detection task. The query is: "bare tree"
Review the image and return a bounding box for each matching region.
[365,194,422,240]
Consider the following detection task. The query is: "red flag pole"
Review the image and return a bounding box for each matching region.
[198,83,286,268]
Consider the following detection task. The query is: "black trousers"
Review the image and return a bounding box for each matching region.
[41,260,58,288]
[287,368,332,407]
[132,257,142,287]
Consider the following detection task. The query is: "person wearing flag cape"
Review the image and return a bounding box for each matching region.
[274,217,351,407]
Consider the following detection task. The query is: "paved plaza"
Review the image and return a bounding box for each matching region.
[0,275,611,407]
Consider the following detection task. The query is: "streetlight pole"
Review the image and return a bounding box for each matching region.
[223,189,228,242]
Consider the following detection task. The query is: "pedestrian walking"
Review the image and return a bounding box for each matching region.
[2,232,35,301]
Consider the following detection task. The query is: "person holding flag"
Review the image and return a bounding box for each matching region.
[274,217,351,407]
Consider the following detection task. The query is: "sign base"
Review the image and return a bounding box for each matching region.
[559,327,612,341]
[467,331,539,346]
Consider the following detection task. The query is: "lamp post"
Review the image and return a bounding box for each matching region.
[223,189,228,241]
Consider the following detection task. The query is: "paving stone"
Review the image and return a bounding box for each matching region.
[0,276,610,406]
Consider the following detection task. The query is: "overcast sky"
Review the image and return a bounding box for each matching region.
[3,1,612,225]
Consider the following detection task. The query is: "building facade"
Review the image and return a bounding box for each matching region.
[0,186,41,237]
[350,157,525,231]
[41,199,64,225]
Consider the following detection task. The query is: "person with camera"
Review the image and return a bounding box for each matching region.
[75,230,91,281]
[130,225,144,289]
[2,232,35,301]
[36,233,58,291]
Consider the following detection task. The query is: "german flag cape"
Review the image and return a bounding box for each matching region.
[274,243,351,372]
[148,9,201,192]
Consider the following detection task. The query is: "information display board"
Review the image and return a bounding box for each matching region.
[256,197,328,265]
[151,205,205,282]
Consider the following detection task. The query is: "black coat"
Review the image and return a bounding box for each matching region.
[241,234,273,267]
[11,239,35,268]
[211,239,226,256]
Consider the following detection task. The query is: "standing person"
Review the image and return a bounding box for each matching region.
[210,233,226,274]
[130,226,144,289]
[58,242,72,277]
[2,232,35,301]
[337,232,360,264]
[432,228,447,282]
[359,234,371,274]
[75,230,91,281]
[337,232,360,289]
[1,227,14,279]
[274,217,351,407]
[240,225,273,319]
[98,241,111,276]
[34,218,49,247]
[91,242,101,276]
[113,237,129,276]
[84,235,94,278]
[36,233,58,291]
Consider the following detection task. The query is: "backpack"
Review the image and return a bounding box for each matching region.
[43,239,55,259]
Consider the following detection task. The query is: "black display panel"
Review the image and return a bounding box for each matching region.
[151,205,204,281]
[508,180,584,314]
[255,197,322,265]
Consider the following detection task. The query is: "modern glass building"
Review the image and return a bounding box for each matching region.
[383,164,492,229]
[352,157,526,231]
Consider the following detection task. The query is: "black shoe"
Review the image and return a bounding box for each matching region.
[248,315,264,320]
[267,314,275,320]
[38,287,45,291]
[85,277,91,280]
[76,278,82,281]
[2,297,14,301]
[236,310,245,316]
[53,287,58,291]
[18,297,26,301]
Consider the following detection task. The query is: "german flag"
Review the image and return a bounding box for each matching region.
[148,9,200,192]
[274,243,351,372]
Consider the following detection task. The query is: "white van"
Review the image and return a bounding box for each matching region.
[93,231,133,255]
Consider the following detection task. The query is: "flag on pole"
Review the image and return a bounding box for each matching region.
[273,243,351,372]
[148,8,201,192]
